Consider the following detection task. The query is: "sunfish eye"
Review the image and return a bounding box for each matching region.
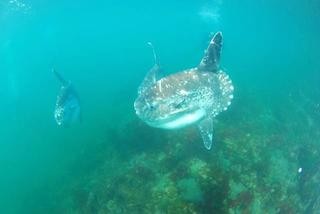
[147,102,157,111]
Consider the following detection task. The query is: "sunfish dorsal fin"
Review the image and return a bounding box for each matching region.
[198,117,214,150]
[138,42,161,94]
[146,42,161,83]
[147,42,159,66]
[198,31,222,72]
[52,68,68,86]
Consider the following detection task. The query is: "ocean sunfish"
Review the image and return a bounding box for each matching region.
[53,69,81,126]
[134,32,234,150]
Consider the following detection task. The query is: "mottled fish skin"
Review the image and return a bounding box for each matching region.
[134,68,233,128]
[134,32,234,150]
[53,71,81,126]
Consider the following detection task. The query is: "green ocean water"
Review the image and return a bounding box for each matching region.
[0,0,319,213]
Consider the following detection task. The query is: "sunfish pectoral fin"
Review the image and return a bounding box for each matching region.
[198,31,222,72]
[198,117,214,150]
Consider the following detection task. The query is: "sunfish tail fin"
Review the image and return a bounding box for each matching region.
[52,68,68,86]
[198,31,223,72]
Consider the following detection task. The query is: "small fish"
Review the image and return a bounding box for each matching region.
[134,32,234,150]
[53,69,81,126]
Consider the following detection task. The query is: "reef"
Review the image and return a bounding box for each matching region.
[25,86,320,213]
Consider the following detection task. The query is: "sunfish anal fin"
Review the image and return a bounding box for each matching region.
[198,117,214,150]
[198,31,223,72]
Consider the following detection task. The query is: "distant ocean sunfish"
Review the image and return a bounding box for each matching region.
[53,69,81,126]
[134,32,234,150]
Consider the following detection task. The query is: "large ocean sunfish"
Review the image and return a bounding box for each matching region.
[134,32,234,150]
[53,69,81,126]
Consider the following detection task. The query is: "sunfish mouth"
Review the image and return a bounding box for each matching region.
[146,108,206,129]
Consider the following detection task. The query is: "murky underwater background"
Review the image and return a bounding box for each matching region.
[0,0,320,213]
